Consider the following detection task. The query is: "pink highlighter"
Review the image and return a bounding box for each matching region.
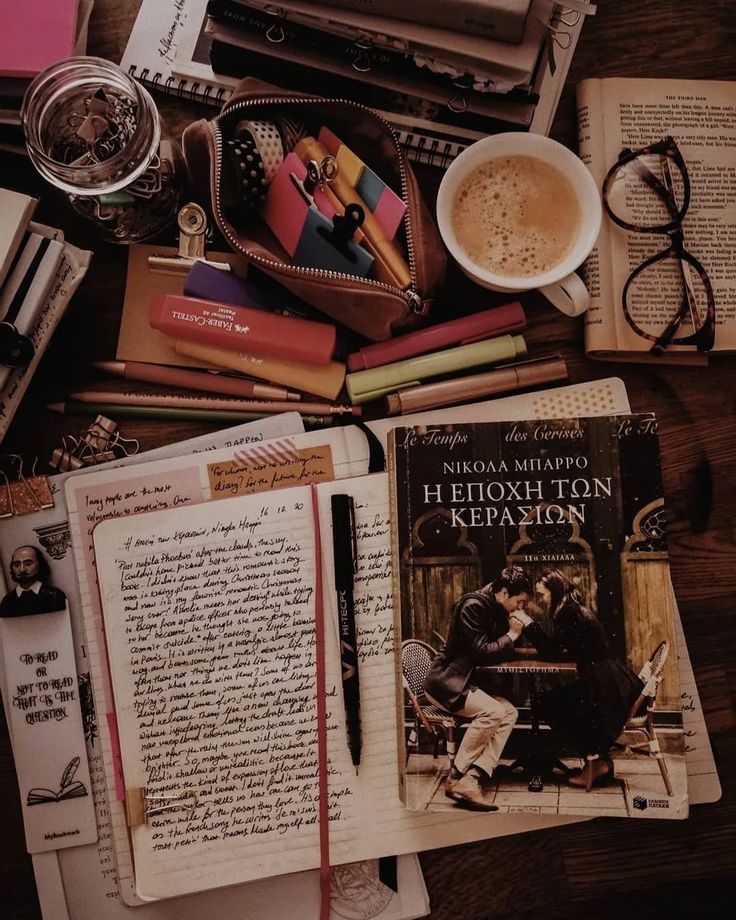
[149,294,337,365]
[347,301,526,371]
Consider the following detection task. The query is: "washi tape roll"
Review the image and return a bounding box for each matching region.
[240,119,285,183]
[225,133,267,210]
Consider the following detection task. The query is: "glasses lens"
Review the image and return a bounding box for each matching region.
[624,250,711,345]
[606,152,687,230]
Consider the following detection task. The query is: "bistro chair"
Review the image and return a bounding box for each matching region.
[400,639,460,769]
[617,640,674,796]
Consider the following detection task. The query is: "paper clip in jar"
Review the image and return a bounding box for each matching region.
[21,56,185,244]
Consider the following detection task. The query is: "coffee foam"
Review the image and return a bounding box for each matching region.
[451,155,581,278]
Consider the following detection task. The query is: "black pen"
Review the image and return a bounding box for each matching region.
[330,493,361,771]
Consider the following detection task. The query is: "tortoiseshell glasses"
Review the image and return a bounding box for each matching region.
[602,136,715,355]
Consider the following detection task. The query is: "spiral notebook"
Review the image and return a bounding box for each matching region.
[120,0,594,167]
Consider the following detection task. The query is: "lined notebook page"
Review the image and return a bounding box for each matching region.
[94,487,330,899]
[64,426,367,905]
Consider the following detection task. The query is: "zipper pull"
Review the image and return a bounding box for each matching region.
[406,289,426,315]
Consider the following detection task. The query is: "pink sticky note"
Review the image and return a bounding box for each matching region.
[373,187,408,240]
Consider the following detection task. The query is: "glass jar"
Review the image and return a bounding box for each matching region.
[21,56,185,244]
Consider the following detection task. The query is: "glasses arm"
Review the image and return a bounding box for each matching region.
[625,155,681,223]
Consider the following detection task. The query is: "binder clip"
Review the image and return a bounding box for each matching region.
[147,203,230,276]
[316,203,366,263]
[125,787,198,827]
[49,416,139,472]
[0,454,54,518]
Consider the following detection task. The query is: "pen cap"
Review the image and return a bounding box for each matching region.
[516,356,568,389]
[149,294,336,365]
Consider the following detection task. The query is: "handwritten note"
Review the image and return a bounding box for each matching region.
[207,446,335,497]
[94,486,351,899]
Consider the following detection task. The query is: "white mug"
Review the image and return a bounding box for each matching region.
[436,133,602,317]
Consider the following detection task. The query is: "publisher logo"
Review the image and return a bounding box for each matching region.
[633,795,670,811]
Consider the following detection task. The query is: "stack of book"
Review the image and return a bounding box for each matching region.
[120,0,596,167]
[0,188,91,442]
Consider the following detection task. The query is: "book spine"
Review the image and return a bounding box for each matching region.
[246,0,531,42]
[575,78,617,358]
[385,432,410,806]
[228,0,523,77]
[209,38,534,133]
[210,1,539,102]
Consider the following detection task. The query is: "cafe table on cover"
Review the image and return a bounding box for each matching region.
[478,659,579,792]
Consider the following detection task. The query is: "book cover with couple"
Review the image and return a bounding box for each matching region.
[388,414,688,819]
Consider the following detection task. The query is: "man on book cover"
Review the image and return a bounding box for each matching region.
[0,545,67,617]
[423,565,534,811]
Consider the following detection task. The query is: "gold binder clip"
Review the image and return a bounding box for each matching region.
[125,787,198,827]
[147,203,230,275]
[49,416,140,471]
[0,455,54,517]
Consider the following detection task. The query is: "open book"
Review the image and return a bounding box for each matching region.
[577,77,736,363]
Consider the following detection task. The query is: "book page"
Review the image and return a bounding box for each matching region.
[94,486,331,898]
[577,78,736,358]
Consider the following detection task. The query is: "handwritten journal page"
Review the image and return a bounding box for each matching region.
[94,486,331,898]
[64,425,368,904]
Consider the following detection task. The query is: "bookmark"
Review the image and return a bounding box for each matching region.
[0,595,98,852]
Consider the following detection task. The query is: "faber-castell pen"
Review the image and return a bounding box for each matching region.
[384,355,569,415]
[67,390,360,416]
[46,401,336,427]
[92,360,302,402]
[330,493,361,771]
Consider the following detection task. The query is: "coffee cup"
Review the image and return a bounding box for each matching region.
[436,133,602,317]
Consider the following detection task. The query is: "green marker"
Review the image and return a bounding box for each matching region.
[345,334,527,404]
[47,401,335,427]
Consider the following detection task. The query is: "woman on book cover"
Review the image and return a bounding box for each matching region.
[521,568,643,790]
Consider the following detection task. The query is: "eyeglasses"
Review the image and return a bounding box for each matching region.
[602,136,715,355]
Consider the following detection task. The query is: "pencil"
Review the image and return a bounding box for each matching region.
[46,401,336,427]
[67,390,360,416]
[91,360,302,402]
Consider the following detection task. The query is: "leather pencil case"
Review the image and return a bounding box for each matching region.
[182,78,446,341]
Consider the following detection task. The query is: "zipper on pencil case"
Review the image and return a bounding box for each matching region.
[210,94,424,315]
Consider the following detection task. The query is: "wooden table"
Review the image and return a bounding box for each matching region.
[1,1,735,917]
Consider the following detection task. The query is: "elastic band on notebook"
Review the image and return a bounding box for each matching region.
[311,484,331,920]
